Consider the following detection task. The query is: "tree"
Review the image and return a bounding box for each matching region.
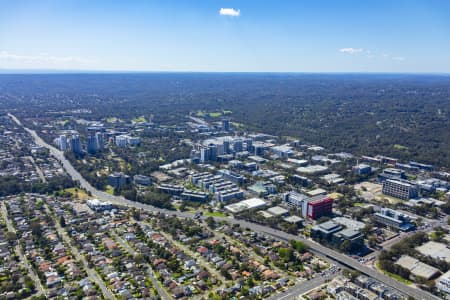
[290,240,308,253]
[6,231,17,244]
[30,221,42,237]
[368,236,378,248]
[205,216,216,229]
[59,215,66,227]
[340,240,351,253]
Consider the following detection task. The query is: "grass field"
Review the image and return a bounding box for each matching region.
[105,185,114,195]
[393,144,408,150]
[132,116,147,123]
[204,211,227,217]
[196,110,233,118]
[208,112,222,118]
[63,187,90,200]
[106,117,120,123]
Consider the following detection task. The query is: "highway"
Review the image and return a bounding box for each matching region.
[9,113,439,300]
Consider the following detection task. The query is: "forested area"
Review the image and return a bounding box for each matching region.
[2,73,450,166]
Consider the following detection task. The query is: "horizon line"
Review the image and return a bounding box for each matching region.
[0,68,449,76]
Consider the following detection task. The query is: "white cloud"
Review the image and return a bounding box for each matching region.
[219,8,240,17]
[0,50,93,69]
[339,48,406,61]
[339,48,364,54]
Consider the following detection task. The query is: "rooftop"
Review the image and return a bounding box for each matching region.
[266,206,289,216]
[416,241,450,263]
[224,198,266,213]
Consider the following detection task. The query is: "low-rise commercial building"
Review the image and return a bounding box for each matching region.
[87,199,113,211]
[353,163,372,175]
[181,190,209,202]
[437,270,450,294]
[133,174,151,186]
[224,198,266,214]
[157,183,184,195]
[416,241,450,263]
[396,255,441,280]
[310,220,343,241]
[373,208,415,231]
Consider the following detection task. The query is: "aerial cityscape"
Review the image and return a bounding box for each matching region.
[1,1,450,300]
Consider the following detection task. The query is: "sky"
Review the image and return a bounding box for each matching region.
[1,0,450,73]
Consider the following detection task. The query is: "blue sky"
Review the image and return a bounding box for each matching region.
[1,0,449,72]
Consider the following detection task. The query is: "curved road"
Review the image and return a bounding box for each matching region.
[9,113,438,300]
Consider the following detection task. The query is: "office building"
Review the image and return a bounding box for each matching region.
[115,135,128,147]
[248,182,276,196]
[223,139,230,154]
[395,163,420,173]
[181,190,209,202]
[310,220,343,241]
[378,168,406,182]
[382,179,418,200]
[221,118,230,131]
[108,172,131,189]
[409,161,434,172]
[233,139,243,152]
[270,145,294,158]
[373,208,415,231]
[127,136,141,146]
[133,174,151,186]
[245,138,253,152]
[95,132,104,149]
[254,144,265,156]
[200,147,210,163]
[353,163,372,175]
[208,143,218,161]
[289,175,312,187]
[86,135,98,154]
[331,229,364,253]
[58,135,67,151]
[311,221,364,253]
[217,169,244,185]
[303,195,334,220]
[70,135,83,154]
[283,191,309,208]
[157,183,184,195]
[216,188,244,202]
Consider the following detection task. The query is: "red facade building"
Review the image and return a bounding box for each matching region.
[306,196,333,220]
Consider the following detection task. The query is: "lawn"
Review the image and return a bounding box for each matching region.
[106,116,119,123]
[208,112,222,118]
[231,122,245,128]
[63,187,90,200]
[132,116,147,123]
[393,144,408,150]
[204,211,227,217]
[105,185,115,195]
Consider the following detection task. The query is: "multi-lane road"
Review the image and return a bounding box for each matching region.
[9,113,439,300]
